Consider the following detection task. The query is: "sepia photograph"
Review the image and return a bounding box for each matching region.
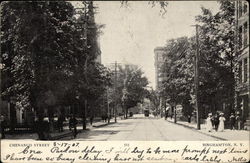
[0,0,249,144]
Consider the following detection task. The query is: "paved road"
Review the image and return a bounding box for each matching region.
[75,114,219,141]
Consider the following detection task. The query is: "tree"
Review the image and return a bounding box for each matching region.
[108,64,149,118]
[147,89,160,114]
[1,1,77,122]
[195,1,235,118]
[161,37,195,118]
[1,1,110,133]
[161,1,236,120]
[121,1,168,15]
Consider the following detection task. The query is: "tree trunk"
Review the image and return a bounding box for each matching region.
[9,102,16,133]
[125,108,128,119]
[174,104,177,123]
[82,99,87,130]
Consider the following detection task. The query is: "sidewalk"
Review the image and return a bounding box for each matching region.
[3,119,115,140]
[166,118,250,140]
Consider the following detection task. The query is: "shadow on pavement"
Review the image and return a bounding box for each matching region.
[129,116,161,120]
[76,129,120,140]
[108,122,135,126]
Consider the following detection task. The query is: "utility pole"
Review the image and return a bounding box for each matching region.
[82,1,89,130]
[194,24,200,130]
[123,65,128,119]
[114,61,117,123]
[107,87,110,123]
[174,102,177,123]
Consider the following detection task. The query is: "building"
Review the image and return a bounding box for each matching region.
[235,0,249,130]
[154,47,170,116]
[95,37,102,63]
[87,1,102,64]
[154,47,166,91]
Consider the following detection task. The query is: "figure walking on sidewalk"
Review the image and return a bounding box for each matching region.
[236,112,242,130]
[218,113,225,132]
[58,115,64,132]
[206,113,213,132]
[213,114,219,131]
[69,115,77,138]
[229,113,236,130]
[90,115,94,126]
[35,116,45,140]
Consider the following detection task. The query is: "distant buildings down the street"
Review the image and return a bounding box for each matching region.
[154,47,166,91]
[154,47,173,117]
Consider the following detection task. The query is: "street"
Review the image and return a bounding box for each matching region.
[74,114,219,141]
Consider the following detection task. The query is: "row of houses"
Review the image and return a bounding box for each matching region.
[154,1,249,129]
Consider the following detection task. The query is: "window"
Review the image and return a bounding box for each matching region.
[239,26,243,49]
[239,61,242,83]
[243,22,248,47]
[243,58,248,83]
[243,2,248,14]
[239,1,243,17]
[158,54,163,61]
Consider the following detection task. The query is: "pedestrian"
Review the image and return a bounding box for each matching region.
[69,115,77,138]
[35,116,45,140]
[206,113,213,132]
[187,115,191,123]
[101,115,105,122]
[211,114,215,129]
[0,115,6,139]
[218,113,226,132]
[103,114,108,122]
[43,117,50,140]
[72,117,78,138]
[69,115,74,130]
[58,115,64,132]
[90,115,94,126]
[229,113,236,130]
[213,114,219,131]
[164,111,168,120]
[236,113,241,130]
[108,113,111,123]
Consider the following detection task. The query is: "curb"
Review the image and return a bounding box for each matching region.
[93,122,116,128]
[50,130,83,140]
[166,119,227,141]
[50,131,74,140]
[54,121,116,140]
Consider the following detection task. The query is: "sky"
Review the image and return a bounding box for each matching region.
[81,1,220,89]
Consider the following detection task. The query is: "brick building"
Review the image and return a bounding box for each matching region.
[235,0,249,130]
[154,47,166,91]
